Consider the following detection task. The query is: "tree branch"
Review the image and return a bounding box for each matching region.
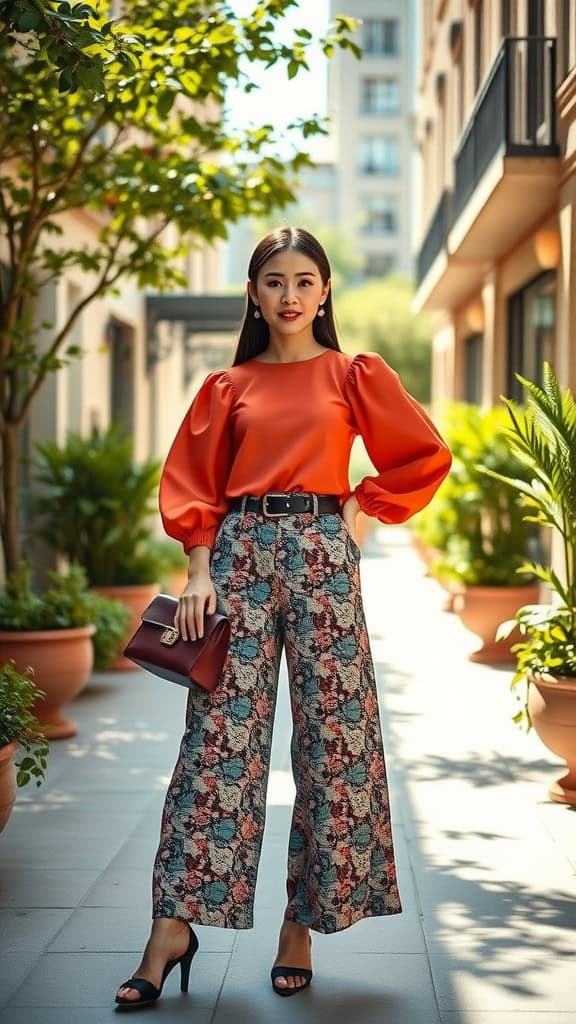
[17,220,170,425]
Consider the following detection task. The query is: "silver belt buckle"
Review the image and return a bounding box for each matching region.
[262,492,292,518]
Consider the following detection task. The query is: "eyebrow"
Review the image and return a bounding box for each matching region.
[263,270,317,278]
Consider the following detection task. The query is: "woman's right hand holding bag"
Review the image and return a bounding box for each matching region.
[175,545,217,641]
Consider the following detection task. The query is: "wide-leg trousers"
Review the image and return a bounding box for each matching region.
[152,510,402,934]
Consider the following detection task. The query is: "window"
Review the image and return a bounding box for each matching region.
[361,78,400,116]
[363,19,399,56]
[507,271,556,401]
[463,333,483,403]
[365,253,396,278]
[501,0,511,36]
[360,136,400,175]
[361,196,399,235]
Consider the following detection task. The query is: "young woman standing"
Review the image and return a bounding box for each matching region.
[115,227,451,1006]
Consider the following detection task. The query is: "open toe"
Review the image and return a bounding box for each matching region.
[270,966,313,997]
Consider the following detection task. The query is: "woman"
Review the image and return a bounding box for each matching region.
[115,227,451,1006]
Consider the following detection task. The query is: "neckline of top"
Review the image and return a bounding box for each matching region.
[251,348,334,366]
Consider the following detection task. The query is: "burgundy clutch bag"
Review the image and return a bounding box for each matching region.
[123,594,231,692]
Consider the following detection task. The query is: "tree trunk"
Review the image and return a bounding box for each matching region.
[0,423,20,578]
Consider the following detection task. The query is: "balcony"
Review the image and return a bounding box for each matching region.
[415,189,450,287]
[453,37,558,222]
[415,38,560,309]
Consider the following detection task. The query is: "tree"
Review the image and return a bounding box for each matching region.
[0,0,360,574]
[0,0,135,94]
[336,275,433,403]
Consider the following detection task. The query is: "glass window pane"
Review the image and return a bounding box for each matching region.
[362,78,400,115]
[365,253,397,277]
[361,196,399,234]
[364,19,399,56]
[360,136,400,175]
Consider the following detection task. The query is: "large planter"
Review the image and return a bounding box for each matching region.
[93,583,160,671]
[0,741,18,833]
[165,569,189,598]
[453,584,540,663]
[528,672,576,805]
[0,626,95,739]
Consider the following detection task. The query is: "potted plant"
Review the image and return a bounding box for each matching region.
[0,660,50,832]
[32,425,166,669]
[485,363,576,804]
[148,537,190,597]
[0,564,96,739]
[430,403,540,661]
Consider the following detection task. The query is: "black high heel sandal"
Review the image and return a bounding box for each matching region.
[270,933,313,998]
[115,923,199,1008]
[270,965,313,997]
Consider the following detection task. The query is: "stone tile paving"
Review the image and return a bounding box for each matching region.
[1,526,574,1023]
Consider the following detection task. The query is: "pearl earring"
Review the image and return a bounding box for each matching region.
[254,308,261,319]
[317,306,325,318]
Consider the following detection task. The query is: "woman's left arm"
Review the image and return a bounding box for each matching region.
[343,352,452,524]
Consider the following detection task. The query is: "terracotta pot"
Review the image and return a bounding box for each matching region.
[453,584,540,663]
[166,569,189,597]
[0,741,18,833]
[0,627,95,740]
[93,583,160,671]
[410,534,439,570]
[528,672,576,805]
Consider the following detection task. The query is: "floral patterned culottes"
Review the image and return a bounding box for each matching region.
[152,510,402,934]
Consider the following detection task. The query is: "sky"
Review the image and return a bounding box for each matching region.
[225,0,333,157]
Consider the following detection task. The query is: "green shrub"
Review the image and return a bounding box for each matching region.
[412,403,537,586]
[0,563,95,630]
[0,661,49,788]
[32,425,164,585]
[86,592,131,671]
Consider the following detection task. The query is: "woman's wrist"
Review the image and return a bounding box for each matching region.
[186,544,211,574]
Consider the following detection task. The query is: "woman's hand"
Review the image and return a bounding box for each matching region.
[341,493,361,543]
[175,545,217,641]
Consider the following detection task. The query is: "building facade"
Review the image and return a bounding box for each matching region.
[413,0,576,407]
[328,0,417,278]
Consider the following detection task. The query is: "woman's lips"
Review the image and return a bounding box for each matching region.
[278,311,302,320]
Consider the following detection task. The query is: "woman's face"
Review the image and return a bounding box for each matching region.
[248,248,330,338]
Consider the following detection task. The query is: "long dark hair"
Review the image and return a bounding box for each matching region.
[232,226,341,366]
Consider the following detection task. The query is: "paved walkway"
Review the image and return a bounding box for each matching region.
[1,527,575,1023]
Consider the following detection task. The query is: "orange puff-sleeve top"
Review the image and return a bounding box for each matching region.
[159,348,452,552]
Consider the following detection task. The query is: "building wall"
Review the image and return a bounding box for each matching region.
[27,208,222,464]
[414,0,576,412]
[0,200,226,579]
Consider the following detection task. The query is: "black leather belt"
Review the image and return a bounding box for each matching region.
[229,492,341,518]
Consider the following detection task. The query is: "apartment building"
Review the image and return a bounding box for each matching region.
[413,0,576,407]
[328,0,417,278]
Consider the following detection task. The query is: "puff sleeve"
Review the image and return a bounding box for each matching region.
[159,369,235,551]
[344,352,452,523]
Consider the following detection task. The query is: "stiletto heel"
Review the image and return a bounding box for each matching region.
[179,942,195,992]
[115,923,199,1008]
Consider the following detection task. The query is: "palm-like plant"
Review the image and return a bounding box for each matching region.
[484,363,576,725]
[31,426,165,586]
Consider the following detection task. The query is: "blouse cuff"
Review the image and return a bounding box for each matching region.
[354,483,396,523]
[183,527,219,553]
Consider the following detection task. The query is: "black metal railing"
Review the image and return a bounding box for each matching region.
[452,37,559,224]
[416,189,451,287]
